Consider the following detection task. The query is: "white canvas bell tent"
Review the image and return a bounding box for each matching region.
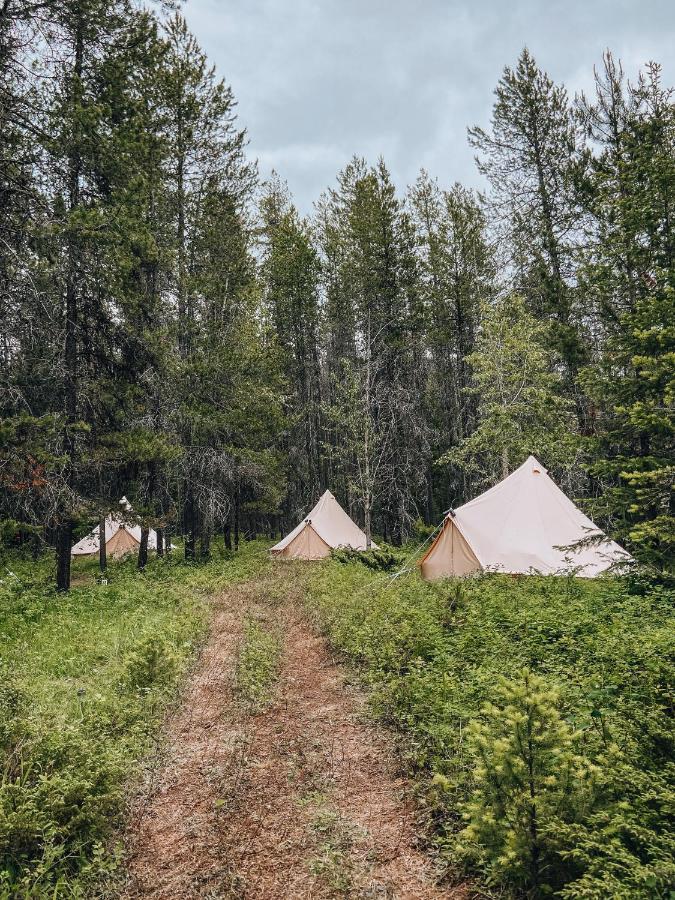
[271,490,377,560]
[71,497,166,560]
[420,456,632,580]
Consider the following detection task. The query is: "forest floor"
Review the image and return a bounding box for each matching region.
[121,561,463,899]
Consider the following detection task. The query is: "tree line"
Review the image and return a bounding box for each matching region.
[1,0,672,589]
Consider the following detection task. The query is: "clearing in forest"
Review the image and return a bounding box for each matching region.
[122,563,464,899]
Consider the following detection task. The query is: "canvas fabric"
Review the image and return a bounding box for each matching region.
[71,503,165,557]
[421,456,632,579]
[271,490,376,558]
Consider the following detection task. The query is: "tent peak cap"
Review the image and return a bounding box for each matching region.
[523,454,547,472]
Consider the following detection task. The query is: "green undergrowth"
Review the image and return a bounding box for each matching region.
[235,617,281,710]
[307,561,674,899]
[0,540,272,898]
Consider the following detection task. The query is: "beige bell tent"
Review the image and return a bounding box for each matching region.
[420,456,632,580]
[71,497,166,560]
[271,490,377,560]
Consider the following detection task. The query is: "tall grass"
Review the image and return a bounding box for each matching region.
[0,542,271,898]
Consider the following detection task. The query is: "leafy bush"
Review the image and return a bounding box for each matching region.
[332,545,404,572]
[307,561,675,898]
[0,540,272,896]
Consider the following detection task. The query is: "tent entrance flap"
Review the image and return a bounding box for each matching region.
[420,518,481,580]
[278,524,331,560]
[105,526,140,559]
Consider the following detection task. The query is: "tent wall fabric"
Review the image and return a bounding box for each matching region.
[420,456,632,580]
[71,498,167,559]
[271,490,376,559]
[279,524,332,560]
[421,516,481,579]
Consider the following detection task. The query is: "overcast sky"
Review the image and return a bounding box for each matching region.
[183,0,675,214]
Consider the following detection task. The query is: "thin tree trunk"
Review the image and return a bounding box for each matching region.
[99,517,107,572]
[138,526,149,570]
[224,520,232,551]
[364,311,372,550]
[184,481,196,561]
[56,521,73,592]
[364,499,372,550]
[200,527,211,560]
[156,528,164,557]
[234,489,240,552]
[57,14,84,593]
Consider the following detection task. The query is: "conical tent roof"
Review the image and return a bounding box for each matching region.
[71,498,164,558]
[271,490,376,559]
[420,456,632,579]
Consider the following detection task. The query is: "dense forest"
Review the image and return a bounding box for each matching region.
[1,0,673,588]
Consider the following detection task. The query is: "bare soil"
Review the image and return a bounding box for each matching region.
[122,564,466,899]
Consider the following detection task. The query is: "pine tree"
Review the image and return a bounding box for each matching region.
[577,58,675,566]
[469,49,586,396]
[317,157,428,543]
[440,294,577,488]
[410,172,494,510]
[458,670,594,897]
[159,13,261,559]
[259,176,323,526]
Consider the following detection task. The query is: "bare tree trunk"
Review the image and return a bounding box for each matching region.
[234,489,240,552]
[99,517,107,572]
[364,310,372,549]
[224,519,232,551]
[184,481,196,561]
[156,528,164,557]
[138,526,149,570]
[56,521,73,592]
[57,14,84,594]
[200,527,211,560]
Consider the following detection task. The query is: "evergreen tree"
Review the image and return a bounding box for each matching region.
[317,157,428,543]
[410,172,494,510]
[577,58,675,566]
[440,294,577,488]
[469,49,586,395]
[259,176,323,525]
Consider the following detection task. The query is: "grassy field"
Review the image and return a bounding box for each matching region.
[307,556,674,899]
[1,541,672,899]
[0,542,271,898]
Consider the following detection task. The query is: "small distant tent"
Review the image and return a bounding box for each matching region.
[420,456,632,580]
[71,497,165,560]
[271,490,377,560]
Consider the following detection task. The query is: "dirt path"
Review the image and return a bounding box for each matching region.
[123,566,465,899]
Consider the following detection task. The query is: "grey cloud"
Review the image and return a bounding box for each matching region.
[184,0,675,213]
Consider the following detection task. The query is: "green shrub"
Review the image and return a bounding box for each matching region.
[306,559,675,898]
[120,635,179,695]
[332,545,404,572]
[0,540,271,896]
[456,670,597,896]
